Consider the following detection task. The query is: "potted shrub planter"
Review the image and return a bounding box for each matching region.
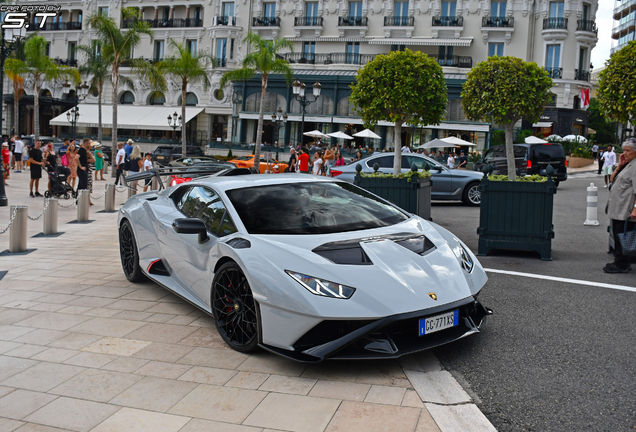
[477,165,557,260]
[354,163,432,220]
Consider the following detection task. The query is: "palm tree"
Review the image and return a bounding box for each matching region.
[220,33,293,172]
[76,40,113,145]
[5,35,80,141]
[155,39,215,156]
[5,62,25,136]
[88,7,152,149]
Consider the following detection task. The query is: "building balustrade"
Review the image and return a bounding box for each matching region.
[481,16,514,27]
[281,52,376,66]
[338,16,368,26]
[432,16,464,27]
[545,67,563,79]
[53,58,78,67]
[543,18,568,30]
[430,54,472,68]
[27,21,82,31]
[574,69,591,82]
[213,16,236,26]
[576,19,597,33]
[121,18,202,29]
[294,17,324,26]
[383,16,415,26]
[216,58,227,68]
[252,17,280,26]
[614,0,636,19]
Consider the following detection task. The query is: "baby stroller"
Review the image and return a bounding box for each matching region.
[44,166,76,199]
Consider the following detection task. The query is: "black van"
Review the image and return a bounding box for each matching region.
[152,145,204,166]
[474,143,568,186]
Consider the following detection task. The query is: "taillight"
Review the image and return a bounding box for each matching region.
[527,160,532,169]
[330,170,343,177]
[564,159,568,167]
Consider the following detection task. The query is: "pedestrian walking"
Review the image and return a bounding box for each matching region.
[592,143,599,160]
[287,148,297,172]
[312,151,324,176]
[604,139,636,273]
[93,143,105,181]
[447,152,455,169]
[128,145,143,192]
[298,148,310,173]
[43,142,57,193]
[13,136,24,173]
[597,147,605,175]
[77,138,95,205]
[602,146,617,188]
[143,153,153,192]
[114,142,126,186]
[457,150,468,169]
[2,142,10,185]
[28,140,44,197]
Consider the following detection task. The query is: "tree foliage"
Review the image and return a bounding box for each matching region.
[588,98,617,145]
[220,33,293,172]
[597,41,636,125]
[349,49,447,175]
[462,56,552,180]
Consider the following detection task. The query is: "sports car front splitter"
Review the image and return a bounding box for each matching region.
[260,296,493,362]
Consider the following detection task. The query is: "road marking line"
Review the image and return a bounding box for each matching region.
[484,268,636,293]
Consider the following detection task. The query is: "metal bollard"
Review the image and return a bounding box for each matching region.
[43,198,58,235]
[151,176,159,191]
[77,190,90,222]
[104,184,116,212]
[9,205,27,253]
[584,182,600,226]
[104,162,109,174]
[127,182,137,199]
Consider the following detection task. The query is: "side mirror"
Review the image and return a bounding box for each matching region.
[172,218,209,244]
[432,166,443,172]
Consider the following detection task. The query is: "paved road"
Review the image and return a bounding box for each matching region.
[430,174,636,431]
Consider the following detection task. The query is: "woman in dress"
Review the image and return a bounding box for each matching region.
[93,143,105,181]
[312,150,324,176]
[67,144,78,189]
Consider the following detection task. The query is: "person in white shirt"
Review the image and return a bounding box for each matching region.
[114,142,126,186]
[143,153,153,192]
[447,152,455,169]
[401,145,411,153]
[312,151,324,175]
[602,146,617,187]
[591,143,599,160]
[13,137,24,172]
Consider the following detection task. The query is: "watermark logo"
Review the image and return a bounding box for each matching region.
[0,5,62,30]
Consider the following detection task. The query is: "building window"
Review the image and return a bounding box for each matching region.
[549,1,564,18]
[264,3,276,17]
[546,93,557,106]
[395,1,409,17]
[194,7,201,20]
[45,43,50,57]
[98,6,108,16]
[217,38,227,66]
[582,3,590,20]
[441,1,456,17]
[438,46,453,66]
[306,2,318,17]
[213,89,224,101]
[68,42,76,61]
[154,40,164,61]
[302,42,316,61]
[491,1,506,17]
[149,92,166,105]
[349,2,362,17]
[120,91,135,104]
[488,42,504,57]
[187,40,197,55]
[222,2,234,17]
[546,44,561,69]
[180,92,198,106]
[230,39,235,59]
[346,42,360,64]
[391,44,406,51]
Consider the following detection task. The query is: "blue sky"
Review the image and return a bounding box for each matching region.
[591,1,615,69]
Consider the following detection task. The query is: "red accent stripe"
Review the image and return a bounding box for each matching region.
[147,259,161,273]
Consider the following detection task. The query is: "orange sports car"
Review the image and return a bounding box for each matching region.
[228,155,288,174]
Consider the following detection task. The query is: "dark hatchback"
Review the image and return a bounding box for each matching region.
[152,145,204,166]
[474,143,568,185]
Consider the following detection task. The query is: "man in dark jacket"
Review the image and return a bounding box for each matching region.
[287,148,297,172]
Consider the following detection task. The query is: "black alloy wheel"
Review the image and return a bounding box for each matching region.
[211,262,259,352]
[119,220,146,282]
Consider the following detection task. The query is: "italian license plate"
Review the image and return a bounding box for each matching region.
[419,310,459,336]
[157,156,164,160]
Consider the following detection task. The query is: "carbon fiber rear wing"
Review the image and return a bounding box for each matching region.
[124,166,251,190]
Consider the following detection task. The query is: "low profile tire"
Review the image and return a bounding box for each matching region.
[119,220,146,282]
[44,191,51,198]
[211,262,259,353]
[63,193,70,200]
[462,182,481,206]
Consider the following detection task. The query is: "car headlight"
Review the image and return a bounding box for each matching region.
[458,243,474,273]
[286,271,356,299]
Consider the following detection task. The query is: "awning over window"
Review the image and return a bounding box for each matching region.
[532,122,553,128]
[50,104,204,131]
[367,38,474,46]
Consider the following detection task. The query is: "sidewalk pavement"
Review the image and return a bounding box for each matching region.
[0,170,496,432]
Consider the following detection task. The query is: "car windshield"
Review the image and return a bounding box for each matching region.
[235,156,253,161]
[533,145,564,160]
[226,182,409,235]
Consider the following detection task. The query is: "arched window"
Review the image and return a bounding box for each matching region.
[244,92,286,112]
[40,89,52,98]
[290,94,334,116]
[178,92,198,106]
[120,91,135,105]
[148,92,166,105]
[337,96,356,116]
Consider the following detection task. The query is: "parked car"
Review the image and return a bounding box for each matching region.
[473,143,568,186]
[169,156,227,167]
[168,163,238,187]
[152,145,204,166]
[228,155,289,174]
[332,153,484,205]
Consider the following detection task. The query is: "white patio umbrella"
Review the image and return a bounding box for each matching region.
[563,134,588,143]
[525,136,549,144]
[441,136,476,146]
[353,128,381,139]
[418,139,458,149]
[303,130,329,138]
[327,131,354,140]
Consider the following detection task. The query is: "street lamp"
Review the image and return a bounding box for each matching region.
[271,107,287,160]
[63,81,90,141]
[167,111,182,143]
[292,79,321,146]
[0,27,27,207]
[231,89,243,143]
